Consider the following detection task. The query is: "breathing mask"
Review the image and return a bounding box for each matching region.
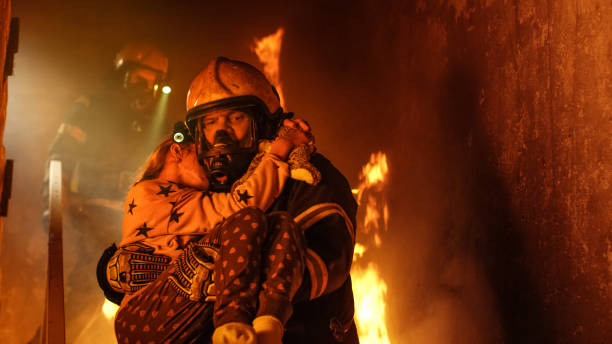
[186,96,282,191]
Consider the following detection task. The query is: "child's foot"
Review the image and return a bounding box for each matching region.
[212,322,257,344]
[252,315,284,344]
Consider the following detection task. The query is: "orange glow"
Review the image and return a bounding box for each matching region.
[352,152,391,343]
[252,27,286,108]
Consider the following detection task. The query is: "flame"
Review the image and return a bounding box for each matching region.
[356,151,390,242]
[355,151,389,204]
[362,152,389,186]
[352,152,391,343]
[353,243,367,261]
[352,264,391,344]
[102,298,119,320]
[252,27,286,108]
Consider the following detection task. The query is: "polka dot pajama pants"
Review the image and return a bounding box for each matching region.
[115,207,306,343]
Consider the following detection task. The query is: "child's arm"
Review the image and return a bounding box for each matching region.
[177,152,291,233]
[120,152,289,245]
[121,124,311,243]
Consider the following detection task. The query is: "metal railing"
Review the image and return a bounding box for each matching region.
[42,160,65,344]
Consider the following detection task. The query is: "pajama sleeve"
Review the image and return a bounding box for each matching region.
[120,153,289,248]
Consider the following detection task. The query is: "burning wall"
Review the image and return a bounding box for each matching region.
[364,0,612,342]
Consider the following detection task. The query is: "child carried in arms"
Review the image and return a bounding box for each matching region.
[101,118,318,344]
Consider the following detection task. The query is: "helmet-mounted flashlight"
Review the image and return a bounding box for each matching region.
[154,84,172,96]
[172,121,194,143]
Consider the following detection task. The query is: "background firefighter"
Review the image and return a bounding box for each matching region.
[43,42,171,343]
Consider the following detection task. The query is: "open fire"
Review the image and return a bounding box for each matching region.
[252,27,286,108]
[351,152,391,343]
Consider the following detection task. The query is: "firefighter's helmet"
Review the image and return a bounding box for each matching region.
[184,57,289,191]
[186,57,280,115]
[114,42,168,91]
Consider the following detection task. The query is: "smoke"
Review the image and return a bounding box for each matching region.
[3,1,508,343]
[403,255,503,343]
[3,0,610,343]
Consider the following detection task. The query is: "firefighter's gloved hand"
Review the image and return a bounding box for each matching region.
[212,322,257,344]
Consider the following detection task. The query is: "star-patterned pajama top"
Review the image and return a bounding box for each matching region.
[119,152,289,262]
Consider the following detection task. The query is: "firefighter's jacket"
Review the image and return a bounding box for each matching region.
[270,153,359,344]
[46,93,164,207]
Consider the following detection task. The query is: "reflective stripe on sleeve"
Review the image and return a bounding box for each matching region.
[294,202,355,244]
[305,248,328,300]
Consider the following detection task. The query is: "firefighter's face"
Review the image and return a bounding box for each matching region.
[127,67,158,90]
[200,109,252,146]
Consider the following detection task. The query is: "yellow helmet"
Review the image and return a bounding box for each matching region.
[114,42,168,91]
[186,57,280,114]
[115,42,168,76]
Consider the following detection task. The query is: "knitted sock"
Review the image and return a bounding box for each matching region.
[252,315,284,344]
[211,322,257,344]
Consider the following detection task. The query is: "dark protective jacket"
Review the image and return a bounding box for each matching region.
[47,92,164,205]
[270,153,359,344]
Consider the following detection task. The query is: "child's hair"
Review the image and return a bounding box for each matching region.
[134,136,191,185]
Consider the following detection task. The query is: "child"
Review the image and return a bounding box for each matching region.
[109,119,312,344]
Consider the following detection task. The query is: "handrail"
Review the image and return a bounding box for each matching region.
[42,160,65,344]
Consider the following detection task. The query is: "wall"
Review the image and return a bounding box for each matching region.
[369,0,611,342]
[0,0,10,332]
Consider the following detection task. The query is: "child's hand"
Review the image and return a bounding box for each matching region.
[278,118,314,146]
[269,119,314,160]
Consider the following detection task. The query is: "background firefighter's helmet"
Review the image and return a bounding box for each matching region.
[114,42,169,93]
[185,57,290,191]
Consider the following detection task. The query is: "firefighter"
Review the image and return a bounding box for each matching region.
[44,42,170,343]
[185,57,358,343]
